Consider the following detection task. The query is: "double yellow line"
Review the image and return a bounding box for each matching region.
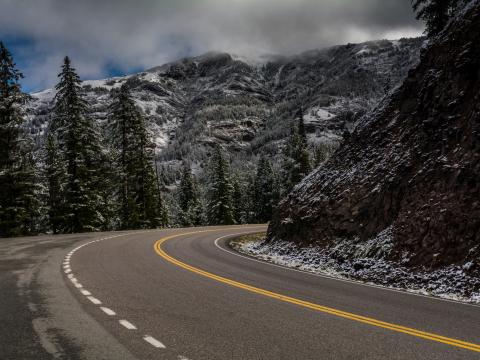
[153,227,480,353]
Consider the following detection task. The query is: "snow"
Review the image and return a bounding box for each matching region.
[83,76,127,90]
[140,72,161,83]
[355,47,373,56]
[304,107,336,123]
[273,64,285,87]
[230,53,267,67]
[31,88,55,102]
[231,229,480,304]
[390,40,400,48]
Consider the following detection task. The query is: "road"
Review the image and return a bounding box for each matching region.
[1,225,480,359]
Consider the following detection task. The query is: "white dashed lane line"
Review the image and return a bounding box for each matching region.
[143,335,166,349]
[119,319,137,330]
[63,232,174,354]
[100,307,116,316]
[87,296,102,305]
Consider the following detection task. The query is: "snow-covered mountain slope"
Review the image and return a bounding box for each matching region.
[268,1,480,273]
[26,38,422,179]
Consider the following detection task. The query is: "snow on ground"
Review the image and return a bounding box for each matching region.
[31,88,55,102]
[355,46,373,56]
[303,107,336,124]
[83,76,127,90]
[139,72,161,83]
[231,229,480,304]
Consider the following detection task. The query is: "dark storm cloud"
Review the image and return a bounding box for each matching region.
[0,0,423,91]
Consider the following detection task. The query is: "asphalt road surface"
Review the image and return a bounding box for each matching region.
[1,225,480,359]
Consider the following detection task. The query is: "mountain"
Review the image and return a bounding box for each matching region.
[268,1,480,272]
[26,38,422,183]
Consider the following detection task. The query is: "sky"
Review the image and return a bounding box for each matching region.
[0,0,424,92]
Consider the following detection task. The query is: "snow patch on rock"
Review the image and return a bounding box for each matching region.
[232,228,480,304]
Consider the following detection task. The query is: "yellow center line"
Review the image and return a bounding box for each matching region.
[153,227,480,353]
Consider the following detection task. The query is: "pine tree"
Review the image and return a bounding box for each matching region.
[13,139,40,235]
[156,190,170,227]
[129,97,158,229]
[109,84,160,229]
[52,56,105,233]
[109,84,137,228]
[312,142,337,167]
[253,156,276,223]
[44,133,66,233]
[244,175,257,224]
[0,42,38,236]
[297,109,307,144]
[154,153,169,228]
[95,148,116,231]
[232,175,246,224]
[282,123,311,193]
[412,0,459,36]
[177,163,202,226]
[178,164,195,222]
[207,145,234,225]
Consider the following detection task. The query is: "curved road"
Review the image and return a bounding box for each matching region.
[4,226,479,359]
[62,225,480,359]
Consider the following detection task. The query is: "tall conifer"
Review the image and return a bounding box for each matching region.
[52,56,105,232]
[207,145,234,225]
[0,42,38,236]
[109,84,161,229]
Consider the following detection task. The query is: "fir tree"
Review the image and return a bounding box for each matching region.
[109,84,137,228]
[177,163,202,226]
[232,175,246,224]
[282,123,311,193]
[108,84,160,229]
[297,109,307,144]
[253,156,276,223]
[0,42,38,236]
[154,152,169,228]
[95,148,117,231]
[244,175,257,224]
[52,56,105,233]
[207,145,234,225]
[44,133,66,233]
[156,190,170,227]
[178,164,195,221]
[312,142,337,167]
[412,0,459,36]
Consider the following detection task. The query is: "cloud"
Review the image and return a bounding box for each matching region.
[0,0,423,91]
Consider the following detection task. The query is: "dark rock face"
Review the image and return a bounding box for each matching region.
[268,2,480,269]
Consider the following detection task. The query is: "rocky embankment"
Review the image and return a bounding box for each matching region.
[267,0,480,284]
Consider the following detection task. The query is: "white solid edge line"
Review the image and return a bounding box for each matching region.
[100,307,116,316]
[87,296,102,305]
[214,233,480,308]
[143,335,166,348]
[119,319,137,330]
